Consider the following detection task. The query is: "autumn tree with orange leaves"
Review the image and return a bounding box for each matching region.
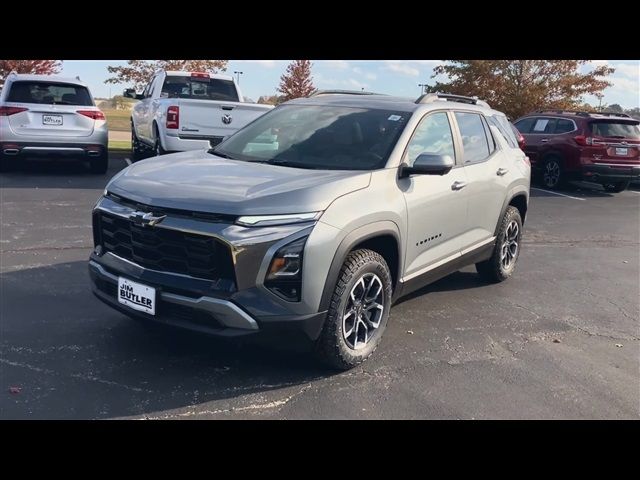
[105,60,228,91]
[0,60,61,85]
[277,60,316,101]
[427,60,615,119]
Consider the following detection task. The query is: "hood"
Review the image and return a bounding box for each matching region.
[106,150,371,215]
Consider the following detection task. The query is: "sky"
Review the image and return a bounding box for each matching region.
[62,60,640,109]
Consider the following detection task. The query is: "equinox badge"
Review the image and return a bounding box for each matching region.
[129,211,166,227]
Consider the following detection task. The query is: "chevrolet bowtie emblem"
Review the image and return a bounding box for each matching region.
[129,211,166,227]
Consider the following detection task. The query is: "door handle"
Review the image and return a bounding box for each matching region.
[451,181,467,191]
[541,138,549,143]
[497,168,509,176]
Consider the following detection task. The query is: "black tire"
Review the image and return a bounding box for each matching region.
[89,151,109,174]
[540,156,564,189]
[153,124,167,156]
[315,249,393,370]
[131,123,146,162]
[476,206,523,283]
[602,181,630,193]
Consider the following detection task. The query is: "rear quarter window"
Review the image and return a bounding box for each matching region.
[6,81,93,106]
[514,117,535,134]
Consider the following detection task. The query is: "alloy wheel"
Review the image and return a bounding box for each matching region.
[500,220,520,270]
[342,273,385,350]
[543,160,560,188]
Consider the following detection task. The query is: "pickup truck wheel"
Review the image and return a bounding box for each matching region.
[476,206,522,283]
[315,249,392,370]
[602,181,630,193]
[89,151,109,174]
[154,125,167,156]
[131,125,145,162]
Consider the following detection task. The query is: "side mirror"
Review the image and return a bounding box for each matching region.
[124,88,145,100]
[399,153,454,178]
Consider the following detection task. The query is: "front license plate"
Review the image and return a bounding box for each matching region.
[118,277,156,315]
[615,147,628,156]
[42,114,63,126]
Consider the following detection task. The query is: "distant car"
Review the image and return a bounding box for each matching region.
[0,72,108,173]
[514,110,640,192]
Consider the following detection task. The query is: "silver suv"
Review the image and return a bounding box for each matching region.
[89,91,531,369]
[0,72,108,173]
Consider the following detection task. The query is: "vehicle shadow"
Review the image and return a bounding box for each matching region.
[394,270,487,306]
[0,261,332,419]
[0,154,128,190]
[530,180,616,198]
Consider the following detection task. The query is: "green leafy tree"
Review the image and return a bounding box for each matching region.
[105,60,228,91]
[427,60,615,119]
[277,60,315,101]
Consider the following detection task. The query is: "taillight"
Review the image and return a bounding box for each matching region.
[574,135,593,146]
[191,72,210,79]
[0,106,28,116]
[517,134,526,150]
[166,106,179,129]
[77,110,106,120]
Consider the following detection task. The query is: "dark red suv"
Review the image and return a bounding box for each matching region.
[514,110,640,192]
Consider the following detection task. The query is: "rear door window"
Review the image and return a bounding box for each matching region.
[590,121,640,139]
[514,117,535,134]
[454,112,491,163]
[161,75,239,102]
[7,81,93,106]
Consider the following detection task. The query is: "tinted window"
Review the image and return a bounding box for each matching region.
[532,117,557,134]
[482,117,496,153]
[7,81,93,106]
[590,121,640,139]
[555,119,575,134]
[214,105,410,170]
[455,112,490,163]
[514,117,535,134]
[162,75,239,102]
[405,112,455,165]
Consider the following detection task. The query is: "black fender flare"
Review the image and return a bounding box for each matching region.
[493,188,529,236]
[318,221,402,312]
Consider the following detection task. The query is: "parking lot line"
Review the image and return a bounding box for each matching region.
[531,187,586,201]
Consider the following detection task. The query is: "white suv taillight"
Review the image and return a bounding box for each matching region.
[77,110,106,120]
[0,106,28,116]
[166,106,179,129]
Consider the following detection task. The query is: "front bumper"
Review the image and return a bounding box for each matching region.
[89,195,328,340]
[580,163,640,182]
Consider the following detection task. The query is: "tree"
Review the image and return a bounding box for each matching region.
[427,60,615,119]
[607,103,624,113]
[277,60,315,101]
[105,60,228,91]
[0,60,61,85]
[257,95,282,105]
[625,107,640,120]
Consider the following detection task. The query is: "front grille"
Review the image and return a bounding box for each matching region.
[98,212,235,283]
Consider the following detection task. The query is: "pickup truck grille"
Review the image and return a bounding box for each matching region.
[97,212,235,284]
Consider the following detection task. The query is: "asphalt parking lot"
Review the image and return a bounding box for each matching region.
[1,156,638,419]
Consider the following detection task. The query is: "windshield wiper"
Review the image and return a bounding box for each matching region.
[208,150,235,159]
[266,159,322,169]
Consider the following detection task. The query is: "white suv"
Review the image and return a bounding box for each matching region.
[0,72,108,173]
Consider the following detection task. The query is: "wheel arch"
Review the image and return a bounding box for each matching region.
[494,188,529,236]
[318,221,402,312]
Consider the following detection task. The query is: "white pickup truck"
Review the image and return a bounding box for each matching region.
[124,70,273,160]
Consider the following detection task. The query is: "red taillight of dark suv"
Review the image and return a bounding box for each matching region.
[513,110,640,193]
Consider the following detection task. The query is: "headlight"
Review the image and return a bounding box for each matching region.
[265,236,307,302]
[236,212,321,227]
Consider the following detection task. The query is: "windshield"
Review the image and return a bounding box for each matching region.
[161,75,239,102]
[212,105,410,170]
[590,121,640,139]
[7,81,93,106]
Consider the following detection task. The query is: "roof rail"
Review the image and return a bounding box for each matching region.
[416,92,490,108]
[536,109,631,118]
[309,89,385,97]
